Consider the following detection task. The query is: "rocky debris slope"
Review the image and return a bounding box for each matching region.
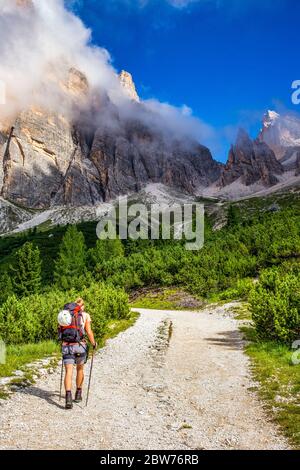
[4,183,197,235]
[0,197,32,233]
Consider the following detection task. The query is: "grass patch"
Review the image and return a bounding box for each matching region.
[231,303,252,320]
[241,326,300,449]
[130,287,203,310]
[0,341,59,379]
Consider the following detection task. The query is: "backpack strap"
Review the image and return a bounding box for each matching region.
[74,309,85,341]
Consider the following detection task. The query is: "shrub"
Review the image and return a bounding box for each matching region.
[0,283,129,345]
[0,295,41,344]
[250,269,300,343]
[219,278,254,301]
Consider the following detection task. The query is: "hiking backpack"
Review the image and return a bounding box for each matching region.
[58,303,85,344]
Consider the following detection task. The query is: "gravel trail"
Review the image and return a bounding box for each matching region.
[0,305,289,450]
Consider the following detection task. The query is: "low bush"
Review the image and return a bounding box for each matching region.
[250,269,300,343]
[219,278,254,301]
[0,283,129,345]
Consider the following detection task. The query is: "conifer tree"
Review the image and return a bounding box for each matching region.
[54,225,87,290]
[227,204,240,227]
[0,271,14,303]
[10,242,42,298]
[90,238,124,268]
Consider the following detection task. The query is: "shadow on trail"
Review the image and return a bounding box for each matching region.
[18,386,65,410]
[205,330,244,350]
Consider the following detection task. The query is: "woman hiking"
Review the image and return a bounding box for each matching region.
[58,298,97,409]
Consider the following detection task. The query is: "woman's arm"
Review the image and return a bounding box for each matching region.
[85,320,96,348]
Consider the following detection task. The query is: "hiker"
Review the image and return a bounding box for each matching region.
[58,298,97,409]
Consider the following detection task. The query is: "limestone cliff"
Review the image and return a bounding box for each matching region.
[90,118,221,201]
[119,71,140,102]
[0,69,221,209]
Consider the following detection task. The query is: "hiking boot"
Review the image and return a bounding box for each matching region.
[65,391,73,409]
[74,388,82,403]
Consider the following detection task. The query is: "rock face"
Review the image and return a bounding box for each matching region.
[258,110,300,175]
[0,69,221,209]
[0,68,100,209]
[90,119,221,201]
[0,197,32,234]
[219,129,284,188]
[119,71,140,102]
[3,61,297,213]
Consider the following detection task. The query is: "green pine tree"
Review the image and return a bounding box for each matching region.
[90,238,124,268]
[10,242,42,298]
[227,204,240,227]
[0,271,14,303]
[54,225,87,290]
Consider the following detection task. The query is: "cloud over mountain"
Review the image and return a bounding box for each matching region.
[0,0,220,152]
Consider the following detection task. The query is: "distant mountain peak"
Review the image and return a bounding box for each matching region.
[218,124,283,189]
[262,110,280,128]
[259,110,300,159]
[119,70,140,102]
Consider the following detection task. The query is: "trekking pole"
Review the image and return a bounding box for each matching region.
[59,357,64,401]
[86,346,95,407]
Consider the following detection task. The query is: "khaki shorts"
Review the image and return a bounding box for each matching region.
[62,343,88,365]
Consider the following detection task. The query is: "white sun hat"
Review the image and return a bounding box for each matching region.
[58,310,72,327]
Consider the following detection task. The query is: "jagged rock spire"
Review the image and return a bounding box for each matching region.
[119,70,140,102]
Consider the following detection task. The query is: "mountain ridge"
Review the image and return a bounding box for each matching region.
[1,65,300,233]
[0,67,223,210]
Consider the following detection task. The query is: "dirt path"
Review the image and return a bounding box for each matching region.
[0,305,289,450]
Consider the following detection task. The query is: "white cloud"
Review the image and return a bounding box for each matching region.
[0,0,122,121]
[0,0,226,157]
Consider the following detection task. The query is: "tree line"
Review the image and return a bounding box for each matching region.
[0,202,299,344]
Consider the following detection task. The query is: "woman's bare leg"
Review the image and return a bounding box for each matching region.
[64,364,73,391]
[76,364,84,389]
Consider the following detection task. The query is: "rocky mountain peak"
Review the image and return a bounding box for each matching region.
[262,110,280,128]
[235,128,253,148]
[259,110,282,157]
[218,126,283,189]
[119,70,140,102]
[0,59,221,210]
[258,110,300,159]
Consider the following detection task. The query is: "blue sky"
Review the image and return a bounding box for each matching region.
[70,0,300,161]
